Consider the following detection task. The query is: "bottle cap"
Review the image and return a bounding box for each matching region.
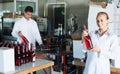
[83,25,87,31]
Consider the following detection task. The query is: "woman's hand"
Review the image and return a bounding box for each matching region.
[91,46,101,53]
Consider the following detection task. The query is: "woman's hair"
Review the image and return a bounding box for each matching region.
[96,12,109,20]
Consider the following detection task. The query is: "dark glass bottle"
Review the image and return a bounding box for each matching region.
[2,41,7,47]
[83,25,93,50]
[0,41,3,47]
[6,42,10,47]
[21,44,26,64]
[15,43,21,66]
[32,53,36,62]
[30,43,36,62]
[21,35,29,44]
[25,44,29,63]
[9,41,14,48]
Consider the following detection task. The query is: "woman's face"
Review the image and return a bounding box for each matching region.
[96,14,108,30]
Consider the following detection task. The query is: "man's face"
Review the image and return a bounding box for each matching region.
[24,11,32,20]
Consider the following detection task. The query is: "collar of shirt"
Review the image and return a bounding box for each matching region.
[22,17,32,22]
[95,28,112,37]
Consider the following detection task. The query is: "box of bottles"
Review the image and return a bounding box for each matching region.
[0,47,15,73]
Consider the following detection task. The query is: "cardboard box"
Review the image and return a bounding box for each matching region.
[71,34,81,40]
[0,47,15,73]
[73,40,85,59]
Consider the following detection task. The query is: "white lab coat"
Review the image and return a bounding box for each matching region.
[11,17,43,49]
[83,29,119,74]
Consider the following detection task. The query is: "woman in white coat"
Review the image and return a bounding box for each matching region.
[82,12,119,74]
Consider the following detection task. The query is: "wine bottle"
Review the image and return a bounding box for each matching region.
[15,43,21,66]
[0,41,3,47]
[21,35,29,44]
[2,41,7,47]
[21,44,25,64]
[83,25,93,50]
[9,41,14,48]
[25,44,29,63]
[30,43,36,62]
[32,53,36,62]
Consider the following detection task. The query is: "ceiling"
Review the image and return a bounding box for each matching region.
[0,0,13,3]
[0,0,109,3]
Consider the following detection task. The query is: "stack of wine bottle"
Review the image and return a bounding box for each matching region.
[0,41,35,66]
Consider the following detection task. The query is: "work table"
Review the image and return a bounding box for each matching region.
[0,59,54,74]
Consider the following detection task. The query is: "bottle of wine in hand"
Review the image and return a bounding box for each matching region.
[21,35,29,44]
[83,25,93,50]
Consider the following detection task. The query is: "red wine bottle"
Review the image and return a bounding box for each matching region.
[2,41,7,47]
[21,44,25,64]
[21,35,29,44]
[15,43,21,66]
[0,42,3,47]
[25,44,29,63]
[83,25,93,50]
[30,43,35,62]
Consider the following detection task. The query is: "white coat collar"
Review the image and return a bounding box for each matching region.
[22,17,32,22]
[95,28,112,36]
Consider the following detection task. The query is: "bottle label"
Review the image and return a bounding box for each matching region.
[33,56,36,62]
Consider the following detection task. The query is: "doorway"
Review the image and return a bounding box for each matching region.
[46,2,66,35]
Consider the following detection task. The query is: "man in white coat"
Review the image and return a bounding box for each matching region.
[82,12,119,74]
[11,6,43,49]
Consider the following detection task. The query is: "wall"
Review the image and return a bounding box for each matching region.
[0,3,3,11]
[38,0,89,34]
[66,0,89,33]
[0,0,109,34]
[91,0,108,2]
[0,2,14,12]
